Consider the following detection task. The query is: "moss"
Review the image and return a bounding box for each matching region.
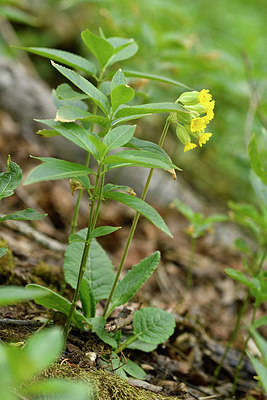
[0,238,15,284]
[32,261,63,290]
[43,364,184,400]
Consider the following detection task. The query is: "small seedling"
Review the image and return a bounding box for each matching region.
[170,199,227,289]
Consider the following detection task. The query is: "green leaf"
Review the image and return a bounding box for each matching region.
[123,359,146,380]
[127,137,174,161]
[133,308,175,344]
[248,134,267,185]
[103,183,134,194]
[89,226,121,239]
[52,62,110,115]
[9,328,63,384]
[253,316,267,329]
[25,284,87,329]
[24,157,93,185]
[0,209,46,222]
[111,113,151,127]
[104,191,172,237]
[0,248,8,259]
[126,137,182,172]
[103,125,136,154]
[204,214,228,224]
[250,169,267,208]
[123,70,191,90]
[36,129,59,138]
[247,355,267,394]
[56,83,89,101]
[224,268,252,287]
[55,105,108,127]
[64,230,115,301]
[110,252,160,312]
[249,327,267,366]
[81,29,114,69]
[1,5,38,26]
[0,286,48,306]
[79,278,96,319]
[24,379,91,400]
[114,102,188,119]
[234,238,253,256]
[107,38,138,66]
[16,47,97,76]
[87,317,117,348]
[0,157,22,200]
[125,338,157,352]
[110,69,127,90]
[111,85,134,112]
[105,149,178,172]
[100,352,127,379]
[36,119,104,159]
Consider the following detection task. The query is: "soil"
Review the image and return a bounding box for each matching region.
[0,111,266,400]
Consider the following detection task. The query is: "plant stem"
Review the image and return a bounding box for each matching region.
[63,162,105,344]
[212,293,249,386]
[186,236,196,290]
[70,151,91,235]
[61,74,104,295]
[255,249,266,275]
[70,70,104,235]
[232,304,258,396]
[114,334,139,354]
[103,116,172,317]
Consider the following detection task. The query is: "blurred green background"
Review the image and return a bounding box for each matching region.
[1,0,266,204]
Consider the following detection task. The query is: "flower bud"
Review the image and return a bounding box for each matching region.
[186,103,206,115]
[176,124,191,145]
[178,91,200,106]
[176,110,194,124]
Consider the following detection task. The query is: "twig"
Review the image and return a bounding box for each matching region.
[127,378,163,393]
[0,319,48,327]
[0,214,65,252]
[105,306,134,332]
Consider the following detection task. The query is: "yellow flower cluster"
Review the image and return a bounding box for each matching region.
[175,89,215,152]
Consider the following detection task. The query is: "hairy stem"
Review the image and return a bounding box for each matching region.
[103,116,172,317]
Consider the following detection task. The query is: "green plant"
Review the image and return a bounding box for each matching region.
[247,322,267,395]
[170,199,227,289]
[0,155,46,258]
[0,326,91,400]
[0,287,91,399]
[16,28,215,377]
[213,133,267,393]
[0,157,91,397]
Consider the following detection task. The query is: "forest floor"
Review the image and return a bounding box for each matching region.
[0,112,266,400]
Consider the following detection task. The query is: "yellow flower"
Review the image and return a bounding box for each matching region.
[184,142,197,152]
[199,132,212,147]
[199,89,212,107]
[190,117,207,133]
[205,109,214,123]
